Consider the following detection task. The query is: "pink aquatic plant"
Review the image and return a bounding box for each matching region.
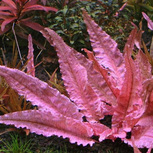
[0,11,153,152]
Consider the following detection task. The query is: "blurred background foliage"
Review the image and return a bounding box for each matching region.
[46,0,134,51]
[124,0,153,21]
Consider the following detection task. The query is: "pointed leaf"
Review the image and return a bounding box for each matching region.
[73,49,116,110]
[124,73,153,149]
[84,48,118,101]
[42,28,105,122]
[112,47,145,135]
[142,12,153,30]
[0,110,95,146]
[134,50,152,81]
[124,24,142,51]
[0,66,82,120]
[27,34,35,77]
[82,10,125,90]
[124,25,138,51]
[0,6,16,16]
[0,24,11,35]
[1,17,17,31]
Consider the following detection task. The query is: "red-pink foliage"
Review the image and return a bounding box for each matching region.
[0,10,153,152]
[0,0,58,34]
[27,34,35,77]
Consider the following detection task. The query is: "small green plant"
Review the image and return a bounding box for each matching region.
[0,133,33,153]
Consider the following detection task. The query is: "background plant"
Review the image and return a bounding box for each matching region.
[0,0,57,34]
[0,0,58,65]
[122,0,153,21]
[47,0,133,51]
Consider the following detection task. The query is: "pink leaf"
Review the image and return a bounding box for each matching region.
[73,49,115,111]
[124,24,142,51]
[142,12,153,30]
[27,34,35,77]
[112,47,145,135]
[0,110,95,146]
[125,122,153,148]
[42,28,105,122]
[23,5,58,13]
[2,0,16,9]
[1,17,17,31]
[0,6,16,16]
[82,10,125,91]
[0,24,11,35]
[0,11,12,16]
[88,122,112,142]
[112,48,134,133]
[20,19,44,32]
[134,50,152,81]
[123,69,153,149]
[147,147,152,153]
[141,79,153,116]
[0,6,13,11]
[0,9,153,150]
[0,66,82,120]
[84,48,118,102]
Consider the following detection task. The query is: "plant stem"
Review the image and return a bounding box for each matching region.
[12,22,24,65]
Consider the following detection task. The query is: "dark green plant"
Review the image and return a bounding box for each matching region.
[47,0,132,51]
[47,1,105,51]
[47,1,132,51]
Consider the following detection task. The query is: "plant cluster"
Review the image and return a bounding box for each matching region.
[47,0,133,51]
[0,0,58,60]
[0,7,153,153]
[1,1,153,153]
[0,0,57,34]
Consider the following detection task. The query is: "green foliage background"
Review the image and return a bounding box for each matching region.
[46,0,133,51]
